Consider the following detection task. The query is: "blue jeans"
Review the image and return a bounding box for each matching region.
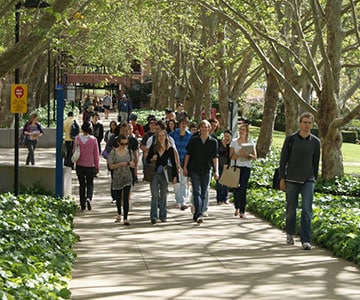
[216,166,229,203]
[189,171,210,221]
[150,172,168,220]
[233,167,251,213]
[174,167,188,206]
[285,181,314,243]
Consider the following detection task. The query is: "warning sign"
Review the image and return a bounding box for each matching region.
[11,84,28,113]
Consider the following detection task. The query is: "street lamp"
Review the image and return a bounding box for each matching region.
[14,0,50,196]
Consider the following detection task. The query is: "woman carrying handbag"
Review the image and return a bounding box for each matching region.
[73,122,100,212]
[229,123,257,219]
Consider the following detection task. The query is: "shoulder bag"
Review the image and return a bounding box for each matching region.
[218,164,240,188]
[71,137,81,163]
[143,160,156,182]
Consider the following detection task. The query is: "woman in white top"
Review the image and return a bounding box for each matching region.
[229,123,257,218]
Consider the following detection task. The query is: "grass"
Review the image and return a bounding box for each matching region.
[250,126,360,175]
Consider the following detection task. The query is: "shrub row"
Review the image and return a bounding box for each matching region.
[0,193,77,300]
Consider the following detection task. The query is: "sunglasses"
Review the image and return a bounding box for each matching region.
[120,142,128,146]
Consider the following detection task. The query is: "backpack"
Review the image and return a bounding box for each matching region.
[70,120,80,139]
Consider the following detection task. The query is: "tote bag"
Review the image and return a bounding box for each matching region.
[71,138,81,163]
[218,164,240,188]
[143,161,156,182]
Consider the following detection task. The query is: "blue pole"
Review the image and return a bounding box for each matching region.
[55,84,64,197]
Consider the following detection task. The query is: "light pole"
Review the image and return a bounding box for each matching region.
[14,0,50,196]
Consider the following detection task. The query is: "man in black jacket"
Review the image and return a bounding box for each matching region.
[279,112,320,250]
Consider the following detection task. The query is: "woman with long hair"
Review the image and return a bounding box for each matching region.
[146,130,178,224]
[22,112,44,165]
[74,121,100,211]
[108,134,134,225]
[229,123,257,219]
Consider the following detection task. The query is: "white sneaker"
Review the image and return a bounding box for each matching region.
[202,211,209,217]
[286,234,295,245]
[302,242,312,250]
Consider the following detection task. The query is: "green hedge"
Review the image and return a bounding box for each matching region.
[0,193,77,299]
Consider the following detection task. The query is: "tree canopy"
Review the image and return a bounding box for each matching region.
[0,0,359,180]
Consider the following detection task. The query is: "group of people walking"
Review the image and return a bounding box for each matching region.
[63,106,320,251]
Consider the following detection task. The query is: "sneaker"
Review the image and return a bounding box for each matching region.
[196,217,203,224]
[239,213,246,219]
[151,219,157,224]
[302,242,312,250]
[286,234,295,245]
[124,220,130,225]
[86,198,92,211]
[202,212,209,217]
[111,199,116,204]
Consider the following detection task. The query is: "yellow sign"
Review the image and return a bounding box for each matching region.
[11,84,28,113]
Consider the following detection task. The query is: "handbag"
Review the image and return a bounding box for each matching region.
[143,160,156,182]
[102,149,109,159]
[71,138,81,163]
[218,164,240,188]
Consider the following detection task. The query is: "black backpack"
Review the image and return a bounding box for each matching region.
[70,120,80,139]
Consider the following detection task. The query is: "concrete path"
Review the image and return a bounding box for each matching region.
[69,159,360,300]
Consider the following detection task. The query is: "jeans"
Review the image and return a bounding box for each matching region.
[216,165,229,203]
[76,165,95,210]
[150,172,168,220]
[233,167,251,213]
[114,185,131,220]
[174,167,188,206]
[26,140,37,165]
[285,181,314,244]
[189,171,210,221]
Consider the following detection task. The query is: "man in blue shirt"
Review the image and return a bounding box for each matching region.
[170,117,193,210]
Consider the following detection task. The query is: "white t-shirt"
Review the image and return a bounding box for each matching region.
[230,139,255,168]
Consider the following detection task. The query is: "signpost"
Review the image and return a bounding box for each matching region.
[11,84,28,113]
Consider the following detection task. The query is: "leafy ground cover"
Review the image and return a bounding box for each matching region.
[0,193,77,299]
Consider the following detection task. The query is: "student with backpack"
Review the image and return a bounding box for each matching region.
[63,111,79,169]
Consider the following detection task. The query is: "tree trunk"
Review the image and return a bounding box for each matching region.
[256,71,279,157]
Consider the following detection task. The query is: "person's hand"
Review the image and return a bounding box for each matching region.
[152,155,157,161]
[183,167,188,177]
[213,172,219,181]
[279,178,286,191]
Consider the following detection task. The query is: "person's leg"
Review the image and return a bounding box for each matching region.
[200,173,211,214]
[238,167,251,214]
[285,182,301,236]
[189,171,201,221]
[113,189,122,219]
[150,173,160,221]
[300,181,314,244]
[84,166,95,210]
[76,166,86,210]
[122,185,131,221]
[201,170,211,214]
[159,174,168,221]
